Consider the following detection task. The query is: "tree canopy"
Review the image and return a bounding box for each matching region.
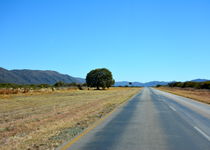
[86,68,115,89]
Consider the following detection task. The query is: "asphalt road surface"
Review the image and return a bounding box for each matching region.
[62,87,210,150]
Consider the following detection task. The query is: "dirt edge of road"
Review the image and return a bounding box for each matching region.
[156,87,210,104]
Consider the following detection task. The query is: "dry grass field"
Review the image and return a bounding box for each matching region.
[0,87,140,150]
[157,87,210,104]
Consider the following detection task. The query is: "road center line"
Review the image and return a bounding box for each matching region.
[194,126,210,142]
[169,105,176,111]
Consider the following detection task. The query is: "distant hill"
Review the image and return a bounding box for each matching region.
[114,81,170,87]
[143,81,170,87]
[114,81,144,87]
[0,67,85,85]
[190,79,210,82]
[114,79,210,87]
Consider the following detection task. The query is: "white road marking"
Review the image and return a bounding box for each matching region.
[169,105,176,111]
[194,126,210,142]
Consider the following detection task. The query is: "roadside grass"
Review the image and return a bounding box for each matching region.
[0,87,140,150]
[156,87,210,104]
[0,87,78,99]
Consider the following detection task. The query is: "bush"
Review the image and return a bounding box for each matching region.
[168,81,210,89]
[0,89,19,94]
[200,81,210,89]
[38,84,51,88]
[77,84,83,90]
[54,81,65,87]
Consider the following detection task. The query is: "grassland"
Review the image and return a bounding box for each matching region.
[157,87,210,104]
[0,87,140,150]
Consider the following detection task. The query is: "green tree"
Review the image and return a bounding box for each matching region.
[156,84,162,87]
[200,81,210,89]
[54,81,65,87]
[86,68,115,90]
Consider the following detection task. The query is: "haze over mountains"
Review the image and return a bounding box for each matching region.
[0,67,209,86]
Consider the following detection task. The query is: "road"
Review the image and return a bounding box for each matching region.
[61,87,210,150]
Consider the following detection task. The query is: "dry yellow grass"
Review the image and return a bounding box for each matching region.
[0,87,140,150]
[157,87,210,104]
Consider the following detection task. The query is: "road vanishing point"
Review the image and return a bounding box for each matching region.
[61,87,210,150]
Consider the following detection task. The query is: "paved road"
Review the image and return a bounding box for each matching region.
[62,87,210,150]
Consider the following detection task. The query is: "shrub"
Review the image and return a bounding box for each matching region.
[168,81,210,89]
[54,81,65,87]
[200,81,210,89]
[77,84,83,90]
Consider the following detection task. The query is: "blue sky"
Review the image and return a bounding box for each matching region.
[0,0,210,82]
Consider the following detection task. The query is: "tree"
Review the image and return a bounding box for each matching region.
[54,81,65,87]
[200,81,210,89]
[86,68,115,90]
[156,84,162,87]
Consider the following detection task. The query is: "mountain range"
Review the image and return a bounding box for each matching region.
[114,79,209,87]
[114,81,170,87]
[0,67,209,86]
[0,67,85,85]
